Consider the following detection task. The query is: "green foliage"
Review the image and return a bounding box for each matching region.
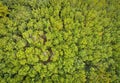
[0,0,120,83]
[0,2,8,17]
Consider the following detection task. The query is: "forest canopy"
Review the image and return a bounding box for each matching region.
[0,0,120,83]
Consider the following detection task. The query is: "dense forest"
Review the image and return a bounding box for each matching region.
[0,0,120,83]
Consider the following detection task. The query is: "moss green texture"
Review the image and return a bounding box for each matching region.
[0,0,120,83]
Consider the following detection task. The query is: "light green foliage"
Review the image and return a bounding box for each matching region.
[0,0,120,83]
